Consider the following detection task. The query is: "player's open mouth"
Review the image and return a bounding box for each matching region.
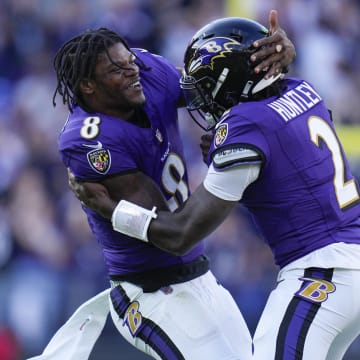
[128,79,142,89]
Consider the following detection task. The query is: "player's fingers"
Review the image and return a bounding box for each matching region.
[253,31,282,49]
[265,63,282,79]
[68,169,76,189]
[200,134,212,164]
[200,134,212,145]
[252,43,278,63]
[252,41,284,67]
[68,167,74,180]
[254,53,283,78]
[268,9,279,34]
[67,169,85,200]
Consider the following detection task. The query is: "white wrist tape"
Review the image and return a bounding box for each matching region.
[111,200,157,242]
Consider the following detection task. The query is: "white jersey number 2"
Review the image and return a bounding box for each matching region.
[308,116,360,209]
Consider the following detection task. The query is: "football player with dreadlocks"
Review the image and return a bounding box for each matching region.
[72,16,360,360]
[29,11,296,360]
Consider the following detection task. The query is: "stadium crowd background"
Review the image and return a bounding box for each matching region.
[0,0,360,359]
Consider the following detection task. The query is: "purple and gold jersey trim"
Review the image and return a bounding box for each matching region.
[212,144,263,170]
[111,285,185,359]
[275,268,334,359]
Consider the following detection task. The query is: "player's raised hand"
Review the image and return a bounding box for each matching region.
[68,169,115,219]
[251,10,296,79]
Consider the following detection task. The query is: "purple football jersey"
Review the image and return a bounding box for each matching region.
[210,78,360,268]
[58,49,204,275]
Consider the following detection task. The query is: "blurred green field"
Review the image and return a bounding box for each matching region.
[336,125,360,158]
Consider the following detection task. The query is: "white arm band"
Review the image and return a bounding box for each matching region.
[111,200,157,242]
[203,163,260,201]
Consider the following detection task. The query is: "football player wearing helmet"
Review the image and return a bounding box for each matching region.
[179,17,286,131]
[30,11,297,360]
[73,16,360,360]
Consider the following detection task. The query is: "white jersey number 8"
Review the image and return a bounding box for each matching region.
[161,153,189,212]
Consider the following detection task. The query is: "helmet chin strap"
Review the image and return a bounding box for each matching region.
[212,68,229,98]
[205,112,217,129]
[199,67,229,130]
[252,73,284,94]
[241,73,283,98]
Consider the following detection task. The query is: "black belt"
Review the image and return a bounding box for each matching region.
[109,255,210,293]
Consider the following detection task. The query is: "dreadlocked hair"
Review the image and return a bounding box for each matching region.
[52,27,148,112]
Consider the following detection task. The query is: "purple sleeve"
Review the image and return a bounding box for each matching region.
[59,117,141,181]
[210,110,269,169]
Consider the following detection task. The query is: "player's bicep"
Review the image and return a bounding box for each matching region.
[204,163,260,201]
[205,143,263,201]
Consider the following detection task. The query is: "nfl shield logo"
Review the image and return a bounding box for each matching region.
[87,148,111,174]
